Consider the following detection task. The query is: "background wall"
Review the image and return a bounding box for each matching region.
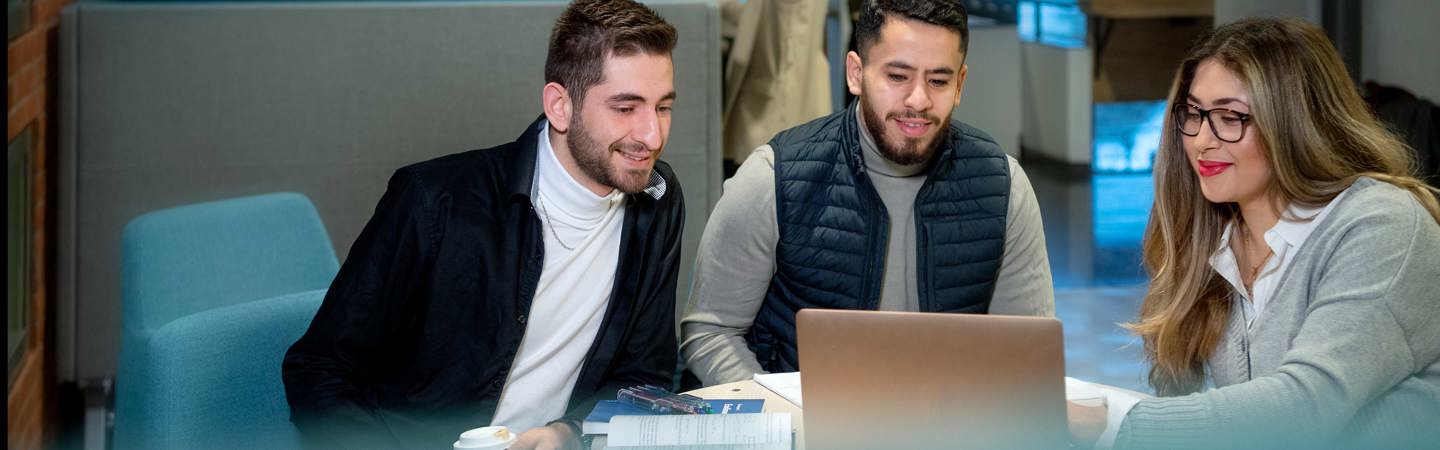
[1214,0,1438,101]
[58,1,722,386]
[954,21,1023,159]
[1361,1,1440,101]
[1214,0,1320,24]
[1021,42,1092,166]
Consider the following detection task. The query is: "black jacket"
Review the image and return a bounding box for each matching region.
[282,117,684,449]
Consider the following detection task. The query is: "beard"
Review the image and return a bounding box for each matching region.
[568,112,657,194]
[860,96,949,166]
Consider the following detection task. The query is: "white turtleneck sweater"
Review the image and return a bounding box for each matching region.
[489,122,627,433]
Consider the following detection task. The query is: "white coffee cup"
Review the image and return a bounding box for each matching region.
[453,426,516,450]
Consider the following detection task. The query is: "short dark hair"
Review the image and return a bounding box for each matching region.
[853,0,969,60]
[545,0,678,104]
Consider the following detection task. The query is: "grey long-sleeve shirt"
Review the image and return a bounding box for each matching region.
[681,112,1055,386]
[1115,177,1440,449]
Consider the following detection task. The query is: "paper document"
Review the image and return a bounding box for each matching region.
[605,412,792,450]
[751,372,802,407]
[1065,377,1151,405]
[1065,377,1106,405]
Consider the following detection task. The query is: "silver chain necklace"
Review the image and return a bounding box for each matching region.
[535,191,577,251]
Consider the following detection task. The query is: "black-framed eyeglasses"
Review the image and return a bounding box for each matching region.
[1173,103,1252,143]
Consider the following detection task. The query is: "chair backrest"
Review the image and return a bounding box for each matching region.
[119,192,338,331]
[113,192,338,449]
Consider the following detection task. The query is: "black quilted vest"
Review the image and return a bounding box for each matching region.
[746,104,1011,372]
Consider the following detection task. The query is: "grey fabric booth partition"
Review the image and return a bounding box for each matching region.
[58,0,722,386]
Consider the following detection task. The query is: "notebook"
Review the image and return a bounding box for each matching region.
[797,309,1068,450]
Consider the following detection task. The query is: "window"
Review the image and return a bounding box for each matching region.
[8,125,31,385]
[1018,0,1087,49]
[8,0,31,41]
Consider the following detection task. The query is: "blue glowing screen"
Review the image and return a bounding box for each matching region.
[1018,1,1086,49]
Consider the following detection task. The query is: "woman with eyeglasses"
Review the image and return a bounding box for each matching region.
[1067,17,1440,449]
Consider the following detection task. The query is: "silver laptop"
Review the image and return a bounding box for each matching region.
[798,309,1068,450]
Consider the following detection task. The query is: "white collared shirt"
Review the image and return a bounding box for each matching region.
[1209,189,1351,327]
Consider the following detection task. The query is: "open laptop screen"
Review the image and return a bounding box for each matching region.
[798,309,1067,450]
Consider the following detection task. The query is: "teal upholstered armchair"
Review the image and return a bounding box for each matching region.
[112,192,339,449]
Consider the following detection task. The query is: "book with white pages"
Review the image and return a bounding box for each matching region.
[603,412,792,450]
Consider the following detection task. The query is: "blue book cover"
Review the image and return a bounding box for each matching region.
[710,399,765,414]
[582,399,767,435]
[582,400,658,435]
[584,400,658,424]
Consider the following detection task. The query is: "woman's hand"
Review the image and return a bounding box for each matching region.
[1067,400,1108,449]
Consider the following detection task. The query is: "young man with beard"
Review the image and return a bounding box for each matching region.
[681,0,1054,386]
[282,1,684,448]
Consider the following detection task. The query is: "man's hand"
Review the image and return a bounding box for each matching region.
[510,422,581,450]
[1067,401,1107,449]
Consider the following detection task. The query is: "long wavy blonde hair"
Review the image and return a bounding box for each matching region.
[1132,17,1440,396]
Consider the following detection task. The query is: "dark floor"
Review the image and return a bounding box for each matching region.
[1028,161,1155,394]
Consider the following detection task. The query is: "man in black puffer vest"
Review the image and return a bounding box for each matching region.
[682,0,1054,386]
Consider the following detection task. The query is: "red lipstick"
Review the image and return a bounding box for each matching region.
[1197,160,1232,177]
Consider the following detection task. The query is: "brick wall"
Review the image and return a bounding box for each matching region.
[8,0,74,448]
